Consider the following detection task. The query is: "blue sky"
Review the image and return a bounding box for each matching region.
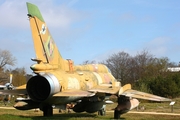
[0,0,180,74]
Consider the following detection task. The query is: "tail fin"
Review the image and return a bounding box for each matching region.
[26,2,66,71]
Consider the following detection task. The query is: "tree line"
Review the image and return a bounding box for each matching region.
[84,50,180,98]
[101,50,180,98]
[0,49,27,87]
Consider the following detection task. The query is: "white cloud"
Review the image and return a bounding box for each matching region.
[0,0,28,29]
[43,5,83,29]
[0,0,85,29]
[92,48,138,63]
[93,36,172,63]
[145,37,171,57]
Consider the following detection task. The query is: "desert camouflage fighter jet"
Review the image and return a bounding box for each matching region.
[0,2,171,119]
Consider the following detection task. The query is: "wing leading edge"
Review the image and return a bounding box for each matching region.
[119,84,171,102]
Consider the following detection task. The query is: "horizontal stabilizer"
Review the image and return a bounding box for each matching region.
[53,90,95,97]
[16,84,26,89]
[122,89,171,101]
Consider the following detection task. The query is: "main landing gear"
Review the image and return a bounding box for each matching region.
[41,105,53,116]
[114,95,130,119]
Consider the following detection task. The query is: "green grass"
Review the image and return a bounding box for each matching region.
[0,98,180,120]
[0,110,180,120]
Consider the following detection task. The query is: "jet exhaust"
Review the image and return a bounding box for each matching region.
[26,73,61,102]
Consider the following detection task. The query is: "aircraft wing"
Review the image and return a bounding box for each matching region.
[0,85,6,89]
[119,84,171,101]
[122,89,171,101]
[0,84,27,95]
[53,89,95,97]
[88,87,119,94]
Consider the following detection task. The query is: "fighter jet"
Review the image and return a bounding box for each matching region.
[0,74,14,105]
[0,74,14,90]
[1,2,171,119]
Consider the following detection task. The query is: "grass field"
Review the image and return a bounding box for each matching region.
[0,109,180,120]
[0,98,180,120]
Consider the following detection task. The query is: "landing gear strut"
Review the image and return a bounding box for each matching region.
[98,106,106,116]
[42,105,53,116]
[114,109,121,119]
[114,95,130,119]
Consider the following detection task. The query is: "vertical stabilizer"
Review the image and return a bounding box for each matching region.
[26,2,64,71]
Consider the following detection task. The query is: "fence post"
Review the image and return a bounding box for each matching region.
[169,101,175,113]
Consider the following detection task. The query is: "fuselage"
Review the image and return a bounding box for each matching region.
[26,63,117,104]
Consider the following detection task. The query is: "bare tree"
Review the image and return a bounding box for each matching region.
[102,50,169,85]
[131,50,155,81]
[103,51,132,84]
[0,49,16,84]
[0,49,16,70]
